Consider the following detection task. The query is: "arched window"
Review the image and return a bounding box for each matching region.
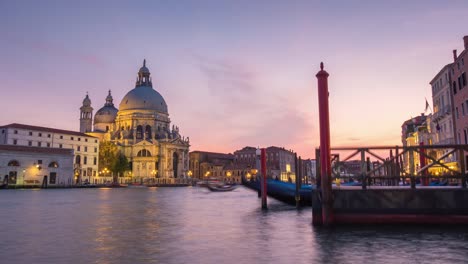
[136,125,143,139]
[48,161,59,168]
[8,160,20,166]
[145,125,152,139]
[75,155,81,165]
[137,149,151,157]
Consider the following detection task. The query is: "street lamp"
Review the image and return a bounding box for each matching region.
[187,170,193,178]
[226,171,232,183]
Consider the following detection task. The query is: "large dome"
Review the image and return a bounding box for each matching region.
[119,60,168,113]
[119,85,168,113]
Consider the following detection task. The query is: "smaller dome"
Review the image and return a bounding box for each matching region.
[94,105,118,124]
[139,59,150,74]
[139,65,150,74]
[82,94,91,107]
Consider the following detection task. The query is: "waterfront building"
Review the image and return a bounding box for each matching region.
[0,123,101,184]
[401,114,434,173]
[430,63,458,172]
[0,144,74,186]
[301,158,316,184]
[189,151,234,179]
[451,36,468,169]
[233,146,296,182]
[81,60,190,182]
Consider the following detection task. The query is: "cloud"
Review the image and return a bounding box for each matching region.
[29,40,105,67]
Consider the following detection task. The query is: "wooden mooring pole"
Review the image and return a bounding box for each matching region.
[261,148,268,209]
[316,62,334,226]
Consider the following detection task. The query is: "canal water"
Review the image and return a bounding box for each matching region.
[1,186,468,264]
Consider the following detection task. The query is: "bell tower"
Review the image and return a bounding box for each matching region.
[80,93,93,133]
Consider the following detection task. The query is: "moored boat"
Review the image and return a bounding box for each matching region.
[207,183,237,192]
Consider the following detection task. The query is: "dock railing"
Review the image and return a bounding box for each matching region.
[317,145,468,189]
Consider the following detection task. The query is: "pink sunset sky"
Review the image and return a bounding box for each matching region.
[1,1,468,159]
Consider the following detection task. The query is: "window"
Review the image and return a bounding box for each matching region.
[93,157,97,165]
[78,138,81,141]
[48,134,51,138]
[84,157,87,165]
[463,72,467,87]
[94,147,97,153]
[38,142,41,147]
[71,137,74,140]
[136,125,143,139]
[85,138,88,142]
[75,155,81,164]
[456,107,459,119]
[59,144,62,148]
[48,161,59,168]
[462,102,465,116]
[453,81,457,94]
[29,131,32,136]
[8,171,17,184]
[84,146,88,152]
[137,149,151,157]
[28,141,32,146]
[8,160,20,166]
[39,133,42,137]
[14,130,18,134]
[95,140,98,143]
[77,146,81,151]
[13,139,17,145]
[60,135,63,139]
[459,77,462,91]
[47,143,50,147]
[49,172,57,184]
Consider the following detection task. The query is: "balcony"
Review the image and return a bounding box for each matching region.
[432,105,452,121]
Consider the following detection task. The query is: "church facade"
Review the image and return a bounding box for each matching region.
[80,60,190,182]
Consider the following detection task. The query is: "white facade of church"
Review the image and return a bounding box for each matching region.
[80,60,190,182]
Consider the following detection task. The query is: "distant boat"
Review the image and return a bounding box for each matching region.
[206,183,237,192]
[128,183,147,188]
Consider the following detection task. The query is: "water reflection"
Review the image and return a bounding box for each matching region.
[0,187,467,264]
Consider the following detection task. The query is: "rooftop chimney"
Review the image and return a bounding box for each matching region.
[453,49,458,62]
[464,36,468,50]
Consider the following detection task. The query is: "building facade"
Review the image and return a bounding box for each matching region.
[189,151,234,179]
[401,114,434,173]
[81,60,190,182]
[452,36,468,170]
[233,146,297,182]
[0,144,74,186]
[0,123,100,184]
[430,63,458,171]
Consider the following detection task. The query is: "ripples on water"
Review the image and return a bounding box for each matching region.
[1,187,468,264]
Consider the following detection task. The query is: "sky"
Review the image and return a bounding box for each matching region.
[1,0,468,159]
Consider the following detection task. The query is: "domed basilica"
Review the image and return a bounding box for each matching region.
[79,60,190,180]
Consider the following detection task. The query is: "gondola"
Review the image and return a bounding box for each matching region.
[206,183,237,192]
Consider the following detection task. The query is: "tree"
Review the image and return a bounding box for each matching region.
[99,141,118,175]
[112,152,130,183]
